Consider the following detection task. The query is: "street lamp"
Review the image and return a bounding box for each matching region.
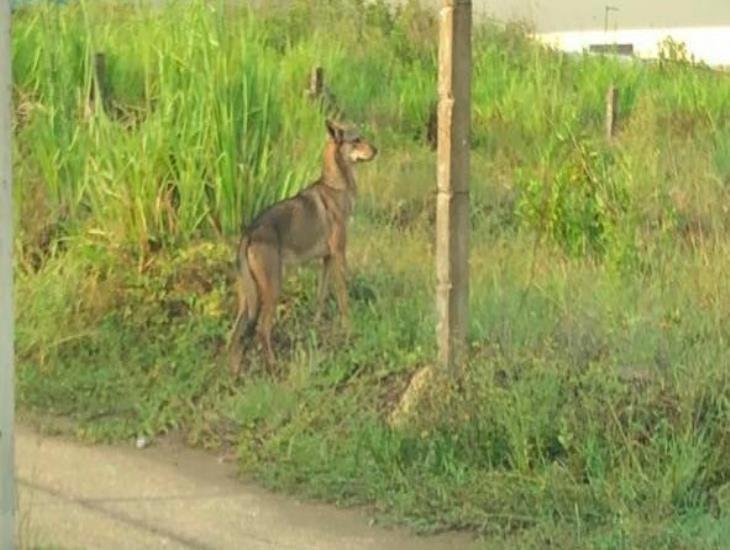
[604,5,619,32]
[0,0,15,548]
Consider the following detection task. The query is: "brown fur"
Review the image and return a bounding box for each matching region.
[228,120,377,375]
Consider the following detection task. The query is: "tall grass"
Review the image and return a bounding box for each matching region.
[13,1,728,256]
[12,0,730,546]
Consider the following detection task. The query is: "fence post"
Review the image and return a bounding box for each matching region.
[605,84,619,140]
[0,0,16,547]
[306,65,345,120]
[436,0,471,371]
[308,66,324,98]
[89,52,109,113]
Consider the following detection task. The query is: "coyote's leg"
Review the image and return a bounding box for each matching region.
[329,225,349,332]
[315,256,332,323]
[331,252,349,333]
[248,243,281,371]
[228,276,248,377]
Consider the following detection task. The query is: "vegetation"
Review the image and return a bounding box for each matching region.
[12,0,730,547]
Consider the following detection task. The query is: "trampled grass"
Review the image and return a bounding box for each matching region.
[11,0,730,547]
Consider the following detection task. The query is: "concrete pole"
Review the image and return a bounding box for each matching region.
[0,0,16,548]
[436,0,471,371]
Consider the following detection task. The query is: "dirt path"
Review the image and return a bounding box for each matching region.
[15,425,475,549]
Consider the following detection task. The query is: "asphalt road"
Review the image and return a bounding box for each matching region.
[16,426,474,550]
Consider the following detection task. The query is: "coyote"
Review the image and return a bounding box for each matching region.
[229,119,378,374]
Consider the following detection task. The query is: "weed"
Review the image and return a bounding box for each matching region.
[12,0,730,546]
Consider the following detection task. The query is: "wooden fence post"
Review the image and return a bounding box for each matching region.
[305,65,345,120]
[89,52,109,114]
[309,66,324,98]
[605,84,619,140]
[436,0,471,371]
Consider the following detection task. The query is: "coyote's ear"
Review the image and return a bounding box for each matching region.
[325,119,342,142]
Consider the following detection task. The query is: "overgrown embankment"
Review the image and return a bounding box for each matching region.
[12,1,730,546]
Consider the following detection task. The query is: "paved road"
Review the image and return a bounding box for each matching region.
[16,426,474,549]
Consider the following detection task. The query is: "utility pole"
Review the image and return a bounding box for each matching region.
[436,0,471,371]
[604,5,619,33]
[0,0,16,547]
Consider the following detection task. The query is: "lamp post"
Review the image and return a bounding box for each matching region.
[604,5,619,33]
[0,0,16,547]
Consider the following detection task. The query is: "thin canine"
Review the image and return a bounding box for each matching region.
[228,119,377,375]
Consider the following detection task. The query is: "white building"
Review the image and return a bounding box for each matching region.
[416,0,730,67]
[535,26,730,68]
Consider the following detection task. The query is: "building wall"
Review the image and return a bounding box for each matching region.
[410,1,730,67]
[535,26,730,68]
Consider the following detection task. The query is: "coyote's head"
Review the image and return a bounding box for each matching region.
[326,119,378,164]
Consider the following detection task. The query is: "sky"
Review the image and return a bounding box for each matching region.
[16,1,728,33]
[417,0,730,32]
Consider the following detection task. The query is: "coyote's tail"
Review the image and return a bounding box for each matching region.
[229,236,260,372]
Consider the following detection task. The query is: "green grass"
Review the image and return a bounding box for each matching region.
[11,0,730,547]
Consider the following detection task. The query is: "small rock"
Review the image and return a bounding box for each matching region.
[135,436,149,449]
[388,366,434,428]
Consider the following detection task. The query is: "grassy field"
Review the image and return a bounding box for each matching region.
[11,0,730,547]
